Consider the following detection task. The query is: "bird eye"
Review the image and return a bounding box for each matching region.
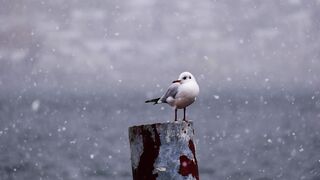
[183,76,187,80]
[189,76,192,79]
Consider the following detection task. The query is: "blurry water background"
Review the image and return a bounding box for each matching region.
[1,0,320,179]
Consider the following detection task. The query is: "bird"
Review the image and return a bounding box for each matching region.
[145,72,199,121]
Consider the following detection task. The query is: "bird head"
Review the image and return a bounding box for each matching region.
[172,72,196,84]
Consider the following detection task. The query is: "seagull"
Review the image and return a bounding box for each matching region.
[145,72,199,121]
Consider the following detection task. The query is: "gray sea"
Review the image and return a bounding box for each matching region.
[1,91,319,180]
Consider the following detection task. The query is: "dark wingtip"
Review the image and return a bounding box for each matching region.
[145,98,160,104]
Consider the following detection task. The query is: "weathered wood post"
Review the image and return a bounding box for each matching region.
[128,121,199,180]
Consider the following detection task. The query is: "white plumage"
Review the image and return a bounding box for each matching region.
[145,72,199,121]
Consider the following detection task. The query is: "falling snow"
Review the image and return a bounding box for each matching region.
[0,0,320,180]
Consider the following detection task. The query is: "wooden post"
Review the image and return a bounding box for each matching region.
[128,121,199,180]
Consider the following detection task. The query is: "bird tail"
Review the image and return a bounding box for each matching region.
[145,98,161,105]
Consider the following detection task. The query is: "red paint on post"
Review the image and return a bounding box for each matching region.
[178,155,199,180]
[178,139,199,180]
[188,139,198,167]
[133,125,161,180]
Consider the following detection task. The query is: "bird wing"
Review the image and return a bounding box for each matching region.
[160,82,180,103]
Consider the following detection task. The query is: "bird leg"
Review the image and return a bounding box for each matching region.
[175,108,177,121]
[183,107,187,121]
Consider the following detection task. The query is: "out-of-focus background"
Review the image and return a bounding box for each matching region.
[1,0,320,179]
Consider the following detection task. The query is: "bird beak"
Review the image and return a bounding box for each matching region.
[172,80,181,83]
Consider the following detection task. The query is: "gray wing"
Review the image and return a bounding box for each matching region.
[159,83,180,103]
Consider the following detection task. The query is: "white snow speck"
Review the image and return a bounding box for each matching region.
[244,128,250,134]
[182,161,187,167]
[299,147,304,152]
[90,154,95,159]
[31,100,40,112]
